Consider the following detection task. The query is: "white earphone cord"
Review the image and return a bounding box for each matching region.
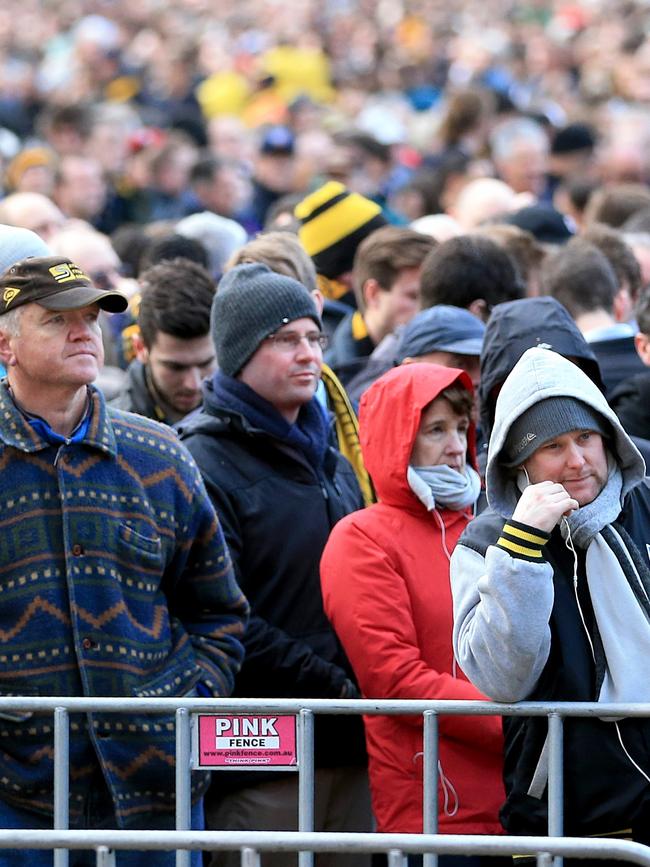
[433,508,459,678]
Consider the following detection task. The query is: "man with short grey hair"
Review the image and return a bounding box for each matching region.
[0,255,247,867]
[490,116,549,199]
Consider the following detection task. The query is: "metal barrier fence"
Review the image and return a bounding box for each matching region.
[1,696,650,867]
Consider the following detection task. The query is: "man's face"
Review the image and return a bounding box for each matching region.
[140,332,216,416]
[523,430,609,506]
[372,267,422,338]
[238,317,323,423]
[498,141,548,197]
[58,158,107,220]
[200,166,251,216]
[1,303,104,390]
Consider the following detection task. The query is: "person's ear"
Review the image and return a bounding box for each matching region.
[132,331,149,364]
[467,298,490,322]
[310,289,324,316]
[0,330,16,367]
[635,331,650,366]
[613,284,633,324]
[362,278,383,311]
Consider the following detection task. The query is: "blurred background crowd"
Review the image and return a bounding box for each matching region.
[2,0,650,245]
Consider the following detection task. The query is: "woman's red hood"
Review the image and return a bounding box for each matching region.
[359,362,477,509]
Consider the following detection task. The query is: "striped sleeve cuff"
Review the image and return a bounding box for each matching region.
[496,519,551,562]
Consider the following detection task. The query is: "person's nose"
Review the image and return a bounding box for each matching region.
[70,317,96,340]
[566,440,586,469]
[295,336,321,362]
[446,430,465,456]
[181,366,203,391]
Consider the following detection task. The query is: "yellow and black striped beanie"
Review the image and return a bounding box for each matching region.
[295,181,386,280]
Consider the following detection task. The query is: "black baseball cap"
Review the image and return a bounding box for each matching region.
[0,256,128,315]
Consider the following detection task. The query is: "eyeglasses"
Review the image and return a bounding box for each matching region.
[265,331,329,352]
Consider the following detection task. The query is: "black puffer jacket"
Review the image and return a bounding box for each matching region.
[178,378,367,775]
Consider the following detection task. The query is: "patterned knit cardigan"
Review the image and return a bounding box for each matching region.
[0,382,248,826]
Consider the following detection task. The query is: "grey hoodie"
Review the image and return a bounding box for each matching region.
[451,346,645,702]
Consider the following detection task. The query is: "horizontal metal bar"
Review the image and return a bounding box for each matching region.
[0,832,647,863]
[3,696,650,717]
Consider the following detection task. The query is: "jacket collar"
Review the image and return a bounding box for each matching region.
[0,379,118,457]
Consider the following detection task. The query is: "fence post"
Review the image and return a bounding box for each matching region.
[388,848,406,867]
[298,709,315,867]
[548,712,564,867]
[423,710,439,867]
[176,707,192,867]
[95,846,116,867]
[54,706,70,867]
[241,847,261,867]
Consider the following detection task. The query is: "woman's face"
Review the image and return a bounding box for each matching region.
[410,396,469,470]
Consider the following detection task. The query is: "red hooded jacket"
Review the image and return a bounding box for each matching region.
[320,363,505,834]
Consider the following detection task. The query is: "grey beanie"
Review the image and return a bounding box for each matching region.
[212,263,322,376]
[503,397,609,466]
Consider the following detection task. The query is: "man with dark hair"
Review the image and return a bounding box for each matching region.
[187,155,251,225]
[140,233,210,272]
[419,234,524,319]
[112,258,217,423]
[543,238,645,393]
[325,225,436,384]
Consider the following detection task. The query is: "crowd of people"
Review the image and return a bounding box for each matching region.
[2,0,650,865]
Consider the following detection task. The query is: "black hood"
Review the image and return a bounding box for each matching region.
[479,296,605,441]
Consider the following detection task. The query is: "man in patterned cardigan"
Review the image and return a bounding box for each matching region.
[0,255,248,866]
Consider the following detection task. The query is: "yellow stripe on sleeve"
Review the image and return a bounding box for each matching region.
[497,537,544,558]
[503,524,548,546]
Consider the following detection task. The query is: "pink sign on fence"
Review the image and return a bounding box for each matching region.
[192,714,298,771]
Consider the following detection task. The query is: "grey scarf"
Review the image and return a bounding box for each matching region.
[408,464,481,512]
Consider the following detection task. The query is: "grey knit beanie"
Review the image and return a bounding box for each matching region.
[212,263,322,376]
[503,397,609,466]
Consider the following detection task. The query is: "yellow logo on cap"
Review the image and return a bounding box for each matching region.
[48,263,90,284]
[3,288,20,308]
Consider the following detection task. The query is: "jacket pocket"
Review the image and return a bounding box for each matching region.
[117,523,163,569]
[0,683,40,722]
[132,657,202,698]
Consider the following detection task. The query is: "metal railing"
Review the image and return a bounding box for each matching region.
[0,696,649,867]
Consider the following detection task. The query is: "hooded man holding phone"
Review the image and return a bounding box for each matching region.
[451,346,650,857]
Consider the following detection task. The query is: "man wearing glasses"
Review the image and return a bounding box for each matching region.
[179,263,371,867]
